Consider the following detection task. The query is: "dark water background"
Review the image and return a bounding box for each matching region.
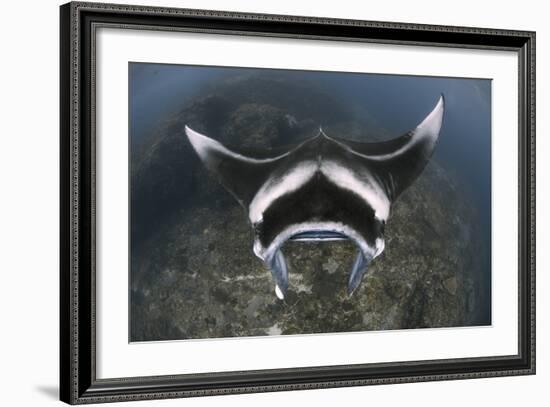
[129,63,492,332]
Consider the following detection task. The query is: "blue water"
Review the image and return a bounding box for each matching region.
[129,63,226,145]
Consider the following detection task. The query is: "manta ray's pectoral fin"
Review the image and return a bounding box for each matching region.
[333,95,445,201]
[378,95,445,200]
[348,250,374,296]
[185,126,288,207]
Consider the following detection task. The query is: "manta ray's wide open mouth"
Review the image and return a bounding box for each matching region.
[290,230,349,241]
[257,223,380,300]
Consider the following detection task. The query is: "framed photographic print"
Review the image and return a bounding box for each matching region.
[60,1,536,404]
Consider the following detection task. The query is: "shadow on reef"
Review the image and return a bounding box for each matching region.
[130,73,489,341]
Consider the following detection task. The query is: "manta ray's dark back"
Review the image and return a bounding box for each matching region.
[185,95,445,298]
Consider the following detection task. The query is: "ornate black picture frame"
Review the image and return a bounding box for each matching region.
[60,1,535,404]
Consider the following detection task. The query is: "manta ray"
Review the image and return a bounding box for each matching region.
[185,95,445,299]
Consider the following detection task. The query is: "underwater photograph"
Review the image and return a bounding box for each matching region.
[129,63,492,342]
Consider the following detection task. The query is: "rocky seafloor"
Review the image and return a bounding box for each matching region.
[130,73,490,341]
